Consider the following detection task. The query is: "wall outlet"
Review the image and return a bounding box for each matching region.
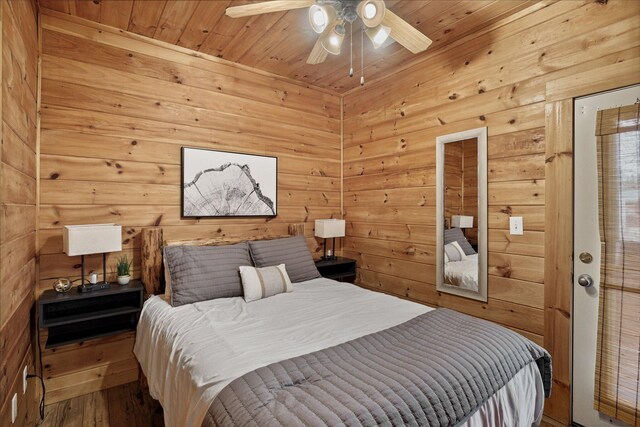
[510,216,524,235]
[11,393,17,423]
[22,366,28,394]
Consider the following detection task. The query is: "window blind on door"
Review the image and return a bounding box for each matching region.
[593,103,640,426]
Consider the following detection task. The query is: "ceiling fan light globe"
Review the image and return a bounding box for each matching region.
[308,4,335,34]
[358,0,385,28]
[363,3,377,19]
[313,11,326,27]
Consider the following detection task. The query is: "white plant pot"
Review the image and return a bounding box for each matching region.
[117,275,130,285]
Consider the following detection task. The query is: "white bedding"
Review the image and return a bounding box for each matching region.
[134,278,543,427]
[445,253,479,291]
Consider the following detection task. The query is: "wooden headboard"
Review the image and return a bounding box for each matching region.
[140,224,306,296]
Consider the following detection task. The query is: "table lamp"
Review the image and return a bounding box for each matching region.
[451,215,473,229]
[451,215,474,237]
[315,219,345,260]
[63,224,122,292]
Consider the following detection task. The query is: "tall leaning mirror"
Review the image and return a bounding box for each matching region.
[436,127,488,302]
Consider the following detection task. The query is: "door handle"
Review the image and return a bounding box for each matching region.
[578,274,594,288]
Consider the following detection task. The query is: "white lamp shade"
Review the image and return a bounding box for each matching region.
[451,215,474,229]
[315,219,345,238]
[63,224,122,256]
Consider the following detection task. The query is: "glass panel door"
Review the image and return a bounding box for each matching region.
[593,104,640,426]
[573,85,640,427]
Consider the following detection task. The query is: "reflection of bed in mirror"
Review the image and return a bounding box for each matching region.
[443,227,479,291]
[445,254,478,291]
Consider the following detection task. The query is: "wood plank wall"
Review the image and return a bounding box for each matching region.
[443,139,463,226]
[462,139,478,244]
[38,10,342,402]
[0,0,38,425]
[342,0,639,423]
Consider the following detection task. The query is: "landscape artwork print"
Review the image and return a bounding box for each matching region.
[181,147,277,218]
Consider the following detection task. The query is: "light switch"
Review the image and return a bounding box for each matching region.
[510,216,524,235]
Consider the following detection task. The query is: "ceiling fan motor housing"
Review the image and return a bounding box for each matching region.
[318,0,361,23]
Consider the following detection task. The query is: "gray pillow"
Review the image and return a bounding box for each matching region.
[248,236,321,283]
[444,227,476,255]
[164,242,252,307]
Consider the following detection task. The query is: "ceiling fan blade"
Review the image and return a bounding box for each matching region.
[226,0,314,18]
[307,36,329,64]
[382,10,432,54]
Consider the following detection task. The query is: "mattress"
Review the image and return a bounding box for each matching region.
[445,253,479,291]
[134,278,544,427]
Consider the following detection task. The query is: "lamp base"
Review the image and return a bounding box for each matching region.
[78,282,110,293]
[320,255,338,261]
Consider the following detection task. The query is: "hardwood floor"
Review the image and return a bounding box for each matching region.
[38,382,163,427]
[38,381,567,427]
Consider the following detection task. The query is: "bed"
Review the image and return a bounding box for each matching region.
[134,227,549,427]
[444,254,479,292]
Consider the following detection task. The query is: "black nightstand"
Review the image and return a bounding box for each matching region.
[315,257,357,283]
[38,281,143,348]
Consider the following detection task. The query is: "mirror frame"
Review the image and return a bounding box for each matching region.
[436,127,488,302]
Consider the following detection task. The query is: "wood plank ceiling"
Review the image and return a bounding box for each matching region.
[37,0,539,92]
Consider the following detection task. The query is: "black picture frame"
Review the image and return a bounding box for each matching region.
[181,147,278,218]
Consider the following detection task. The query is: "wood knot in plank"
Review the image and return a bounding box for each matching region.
[496,265,512,277]
[402,246,416,255]
[500,206,513,215]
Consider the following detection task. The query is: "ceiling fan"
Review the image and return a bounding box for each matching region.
[226,0,433,85]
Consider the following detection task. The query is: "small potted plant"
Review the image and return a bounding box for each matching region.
[115,255,132,285]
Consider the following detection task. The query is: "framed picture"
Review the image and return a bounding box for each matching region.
[181,147,278,218]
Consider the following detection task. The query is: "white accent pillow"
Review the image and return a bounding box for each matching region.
[239,264,293,303]
[444,241,467,263]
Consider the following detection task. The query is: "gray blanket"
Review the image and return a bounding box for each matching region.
[203,308,551,427]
